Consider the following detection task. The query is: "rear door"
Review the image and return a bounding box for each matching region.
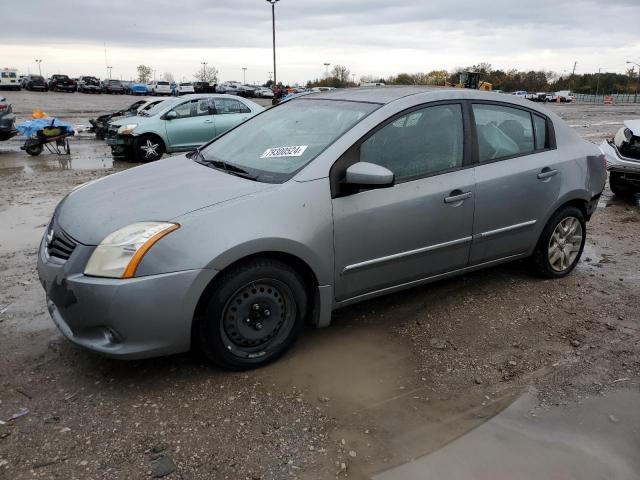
[332,102,475,301]
[212,98,253,136]
[470,102,562,264]
[164,98,216,150]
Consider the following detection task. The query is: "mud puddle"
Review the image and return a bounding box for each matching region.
[375,388,640,480]
[263,319,521,479]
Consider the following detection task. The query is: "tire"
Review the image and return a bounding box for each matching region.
[26,144,44,156]
[529,206,586,278]
[196,258,308,370]
[133,134,165,162]
[609,173,629,197]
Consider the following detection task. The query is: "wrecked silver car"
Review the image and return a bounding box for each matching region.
[600,120,640,196]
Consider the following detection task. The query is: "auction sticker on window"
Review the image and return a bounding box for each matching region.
[260,145,308,158]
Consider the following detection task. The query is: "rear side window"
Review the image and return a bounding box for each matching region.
[360,104,464,181]
[472,104,535,162]
[533,114,549,150]
[213,98,251,114]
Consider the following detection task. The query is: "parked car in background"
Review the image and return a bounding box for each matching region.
[126,82,149,95]
[216,82,242,95]
[48,74,76,92]
[193,82,215,93]
[38,87,606,369]
[0,96,17,140]
[102,79,125,94]
[22,74,48,91]
[254,87,274,98]
[106,94,263,161]
[89,98,166,139]
[0,69,21,91]
[600,119,640,196]
[512,90,528,98]
[237,85,256,98]
[552,90,575,102]
[148,81,172,96]
[176,83,196,95]
[78,76,101,93]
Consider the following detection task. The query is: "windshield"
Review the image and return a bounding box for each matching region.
[143,98,177,117]
[200,99,378,183]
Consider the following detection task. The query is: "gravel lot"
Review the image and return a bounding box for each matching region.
[0,91,638,479]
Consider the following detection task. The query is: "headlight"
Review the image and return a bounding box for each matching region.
[117,124,138,135]
[84,222,179,278]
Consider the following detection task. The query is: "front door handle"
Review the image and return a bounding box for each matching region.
[203,119,214,124]
[444,190,473,205]
[537,167,559,180]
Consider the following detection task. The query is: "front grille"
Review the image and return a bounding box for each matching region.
[46,220,78,261]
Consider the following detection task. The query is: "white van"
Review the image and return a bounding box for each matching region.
[148,80,172,96]
[0,68,20,91]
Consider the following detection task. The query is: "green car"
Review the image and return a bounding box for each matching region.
[106,94,264,161]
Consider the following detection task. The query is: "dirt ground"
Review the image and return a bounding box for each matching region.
[0,92,638,479]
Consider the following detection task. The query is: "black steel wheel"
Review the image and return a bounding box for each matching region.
[197,258,308,370]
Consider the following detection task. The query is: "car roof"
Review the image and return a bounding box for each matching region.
[309,86,443,104]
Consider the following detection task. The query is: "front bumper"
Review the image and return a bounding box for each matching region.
[37,232,217,359]
[600,140,640,174]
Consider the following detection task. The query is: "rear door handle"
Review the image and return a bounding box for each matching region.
[537,168,558,180]
[444,191,473,204]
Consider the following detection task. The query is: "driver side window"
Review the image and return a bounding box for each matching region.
[360,104,464,182]
[171,99,211,119]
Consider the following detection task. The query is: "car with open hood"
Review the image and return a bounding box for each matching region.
[89,98,166,139]
[38,87,606,370]
[105,93,262,161]
[600,119,640,196]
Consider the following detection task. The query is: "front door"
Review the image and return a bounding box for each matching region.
[164,98,216,151]
[332,103,475,301]
[469,103,562,264]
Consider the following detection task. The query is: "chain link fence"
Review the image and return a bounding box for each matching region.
[575,93,639,104]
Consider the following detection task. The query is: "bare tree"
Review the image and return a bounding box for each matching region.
[331,65,351,87]
[163,72,175,83]
[194,65,219,84]
[136,65,152,83]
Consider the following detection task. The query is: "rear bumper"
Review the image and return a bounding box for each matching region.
[600,140,640,173]
[37,235,217,359]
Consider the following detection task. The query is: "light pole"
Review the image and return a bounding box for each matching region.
[35,59,42,76]
[626,61,640,104]
[266,0,280,89]
[323,63,330,78]
[201,62,207,81]
[595,67,602,99]
[242,67,247,84]
[107,66,113,79]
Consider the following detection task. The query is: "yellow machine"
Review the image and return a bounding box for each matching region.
[455,71,492,91]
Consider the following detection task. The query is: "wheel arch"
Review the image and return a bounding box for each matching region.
[191,250,323,347]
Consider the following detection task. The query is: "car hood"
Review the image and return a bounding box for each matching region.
[56,155,272,245]
[110,114,153,128]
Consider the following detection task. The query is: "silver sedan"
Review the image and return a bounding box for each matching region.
[37,87,606,369]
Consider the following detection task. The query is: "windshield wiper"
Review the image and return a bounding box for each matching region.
[208,159,257,180]
[191,149,257,180]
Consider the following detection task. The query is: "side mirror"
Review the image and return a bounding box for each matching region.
[344,162,394,188]
[164,110,178,120]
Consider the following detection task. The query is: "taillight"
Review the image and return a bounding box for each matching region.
[0,104,7,111]
[600,153,608,170]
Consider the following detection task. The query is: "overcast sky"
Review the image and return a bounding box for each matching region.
[3,0,639,84]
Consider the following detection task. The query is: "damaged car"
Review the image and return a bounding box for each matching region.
[89,98,166,139]
[38,87,605,369]
[600,120,640,196]
[106,94,262,162]
[0,96,18,141]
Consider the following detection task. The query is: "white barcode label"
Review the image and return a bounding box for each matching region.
[260,145,308,158]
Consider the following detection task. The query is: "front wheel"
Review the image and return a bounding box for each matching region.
[609,173,630,197]
[197,258,308,370]
[134,134,164,162]
[529,206,586,278]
